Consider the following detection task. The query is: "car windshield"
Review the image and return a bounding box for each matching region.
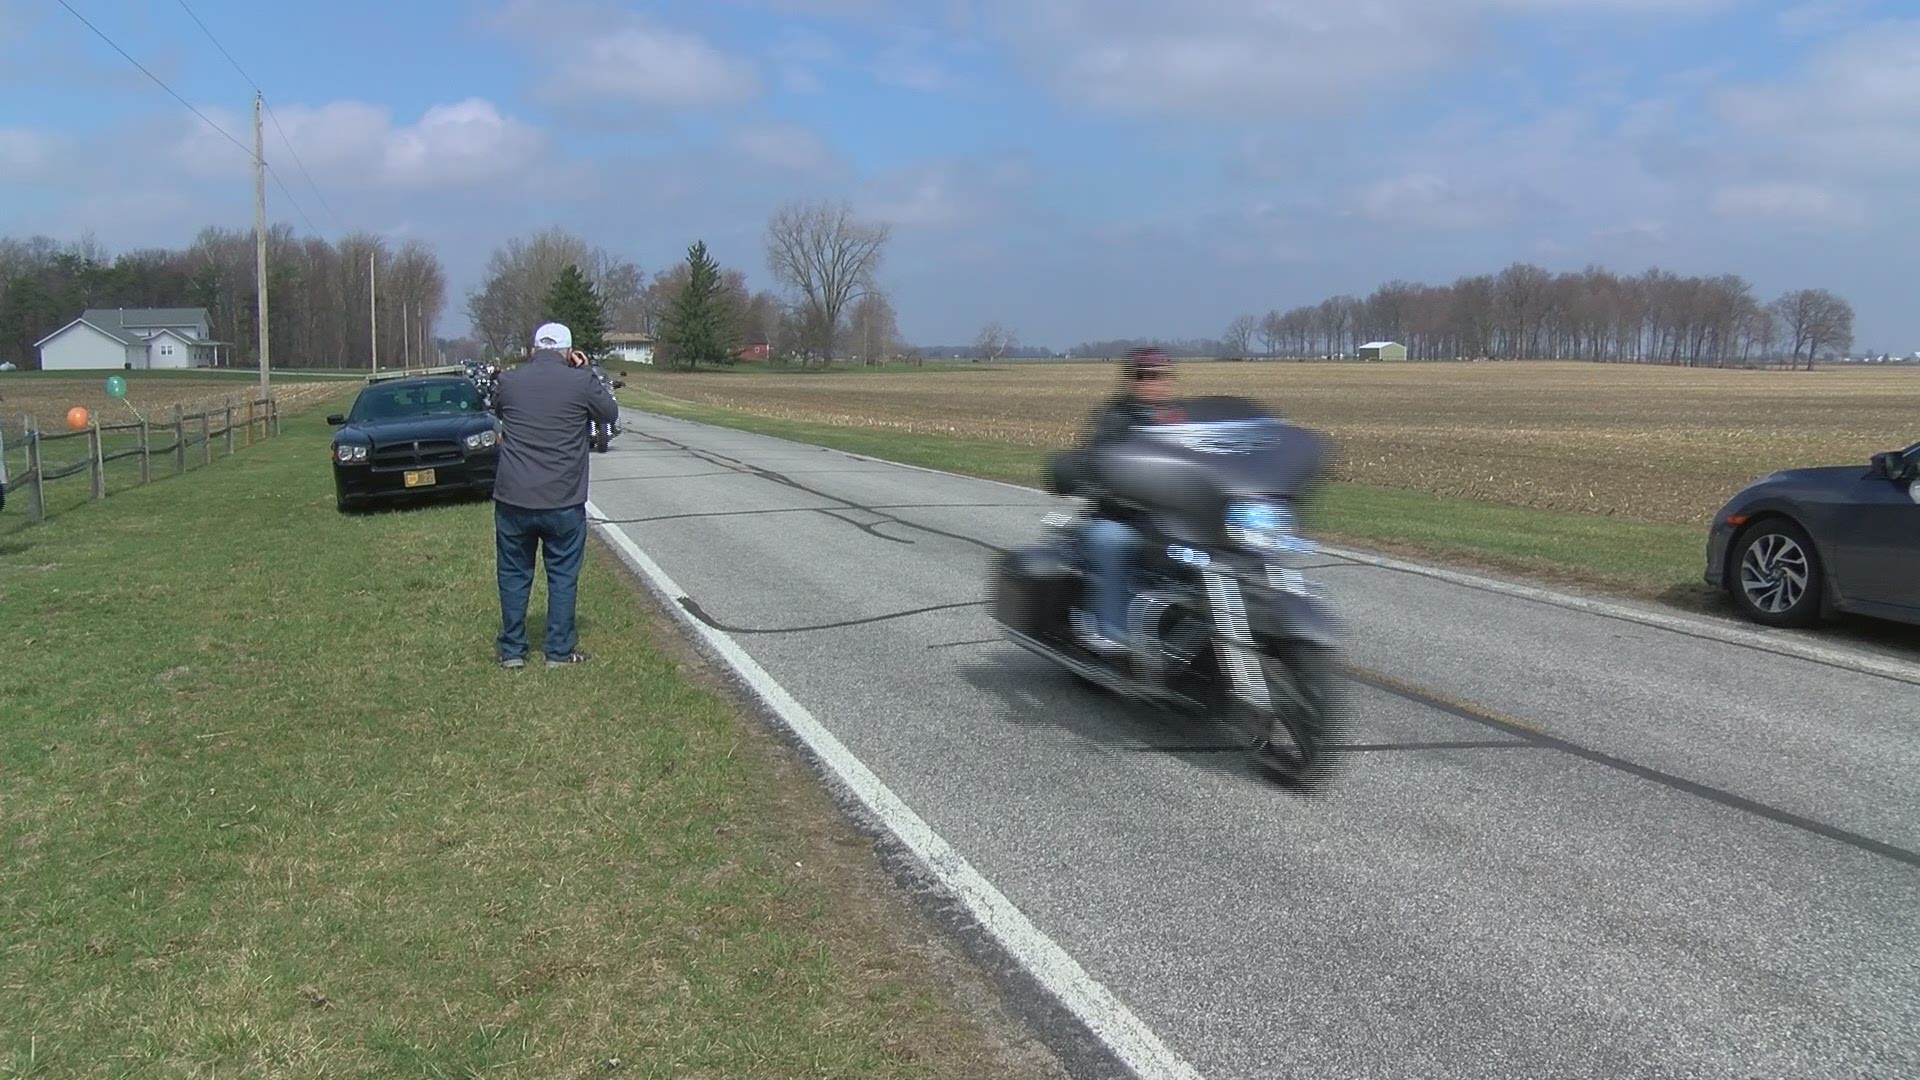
[350,380,481,422]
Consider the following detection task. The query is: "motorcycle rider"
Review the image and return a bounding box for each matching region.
[1074,347,1187,658]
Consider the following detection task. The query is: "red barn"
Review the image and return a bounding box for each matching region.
[736,337,770,362]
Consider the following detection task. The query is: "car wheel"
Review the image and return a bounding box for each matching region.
[1730,519,1823,628]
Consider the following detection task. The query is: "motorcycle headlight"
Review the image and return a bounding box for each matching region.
[334,443,368,464]
[464,430,498,450]
[1225,498,1315,556]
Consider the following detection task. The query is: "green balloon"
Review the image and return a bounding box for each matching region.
[105,375,127,398]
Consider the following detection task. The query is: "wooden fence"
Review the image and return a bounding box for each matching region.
[0,397,280,524]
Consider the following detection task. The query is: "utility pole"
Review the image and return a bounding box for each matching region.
[369,252,378,374]
[252,92,270,396]
[402,302,410,367]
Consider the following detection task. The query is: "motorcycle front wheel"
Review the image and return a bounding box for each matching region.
[1244,645,1352,790]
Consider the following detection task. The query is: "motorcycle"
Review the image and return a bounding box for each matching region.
[988,395,1353,787]
[589,369,625,453]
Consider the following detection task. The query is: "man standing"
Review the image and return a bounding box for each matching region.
[490,321,620,669]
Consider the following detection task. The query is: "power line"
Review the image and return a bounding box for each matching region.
[57,0,322,236]
[171,0,343,232]
[262,101,343,233]
[55,0,253,162]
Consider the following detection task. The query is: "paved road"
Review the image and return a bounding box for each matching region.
[589,409,1920,1080]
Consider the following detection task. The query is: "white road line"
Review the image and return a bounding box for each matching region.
[631,411,1920,688]
[585,497,1205,1080]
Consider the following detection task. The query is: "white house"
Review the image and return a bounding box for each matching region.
[35,307,223,371]
[606,331,656,366]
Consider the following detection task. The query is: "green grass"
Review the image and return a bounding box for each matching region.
[0,403,1057,1079]
[619,387,1711,606]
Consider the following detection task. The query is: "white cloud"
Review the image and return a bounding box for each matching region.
[981,0,1729,118]
[770,27,842,95]
[870,30,960,92]
[729,124,843,175]
[489,0,758,108]
[175,98,545,191]
[1709,183,1859,224]
[0,127,55,180]
[1716,22,1920,180]
[1352,173,1528,231]
[858,156,1031,231]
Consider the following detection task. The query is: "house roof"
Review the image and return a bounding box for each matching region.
[606,332,655,345]
[34,316,132,348]
[80,307,215,345]
[84,307,210,330]
[1358,340,1404,349]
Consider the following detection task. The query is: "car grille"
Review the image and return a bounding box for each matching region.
[372,438,463,470]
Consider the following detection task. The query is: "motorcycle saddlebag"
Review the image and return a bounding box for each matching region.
[991,545,1082,636]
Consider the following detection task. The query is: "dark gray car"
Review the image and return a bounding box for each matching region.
[1705,439,1920,627]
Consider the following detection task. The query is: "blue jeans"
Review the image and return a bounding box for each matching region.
[495,502,587,661]
[1081,517,1140,640]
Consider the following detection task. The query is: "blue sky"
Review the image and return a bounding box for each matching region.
[4,0,1917,350]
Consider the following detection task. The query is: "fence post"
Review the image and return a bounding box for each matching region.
[201,412,212,466]
[138,418,151,485]
[245,399,256,448]
[225,400,235,456]
[26,419,45,523]
[89,422,105,500]
[269,397,280,437]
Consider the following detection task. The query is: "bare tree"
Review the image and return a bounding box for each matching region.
[850,291,900,364]
[1222,314,1257,358]
[764,199,890,362]
[974,322,1017,362]
[1257,309,1284,358]
[466,228,642,359]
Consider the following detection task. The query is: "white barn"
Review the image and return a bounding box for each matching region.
[36,307,223,371]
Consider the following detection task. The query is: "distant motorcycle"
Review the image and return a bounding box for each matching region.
[989,395,1353,787]
[589,367,625,453]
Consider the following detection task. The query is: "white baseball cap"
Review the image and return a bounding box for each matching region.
[533,322,572,350]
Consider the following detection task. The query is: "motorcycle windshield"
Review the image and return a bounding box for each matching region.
[1137,418,1329,499]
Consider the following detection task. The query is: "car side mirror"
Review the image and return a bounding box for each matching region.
[326,413,346,426]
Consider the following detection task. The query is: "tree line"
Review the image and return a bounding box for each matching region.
[1214,263,1854,369]
[463,200,908,369]
[0,229,445,369]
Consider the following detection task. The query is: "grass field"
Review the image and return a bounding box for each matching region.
[0,403,1063,1079]
[626,361,1919,527]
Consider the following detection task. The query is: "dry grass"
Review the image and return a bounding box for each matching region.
[0,373,342,441]
[629,361,1919,526]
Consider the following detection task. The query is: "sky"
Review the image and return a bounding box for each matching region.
[3,0,1917,350]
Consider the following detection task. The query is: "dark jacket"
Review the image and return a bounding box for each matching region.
[490,350,619,510]
[1078,394,1188,523]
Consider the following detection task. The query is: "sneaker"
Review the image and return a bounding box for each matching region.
[498,655,526,670]
[546,650,594,668]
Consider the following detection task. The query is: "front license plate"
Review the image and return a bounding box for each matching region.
[404,469,436,488]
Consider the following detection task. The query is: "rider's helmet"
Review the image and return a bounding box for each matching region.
[1124,346,1170,381]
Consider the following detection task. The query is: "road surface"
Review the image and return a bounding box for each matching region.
[587,408,1920,1080]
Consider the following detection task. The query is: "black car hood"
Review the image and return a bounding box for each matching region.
[340,414,493,444]
[1751,464,1867,488]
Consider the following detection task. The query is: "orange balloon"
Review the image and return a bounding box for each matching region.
[66,406,90,430]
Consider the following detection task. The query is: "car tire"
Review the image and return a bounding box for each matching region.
[1729,518,1824,628]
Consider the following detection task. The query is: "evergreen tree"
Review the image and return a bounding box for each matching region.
[659,241,737,369]
[542,263,609,359]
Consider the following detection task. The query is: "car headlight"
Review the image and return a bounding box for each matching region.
[334,443,368,464]
[464,430,498,450]
[1225,498,1315,556]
